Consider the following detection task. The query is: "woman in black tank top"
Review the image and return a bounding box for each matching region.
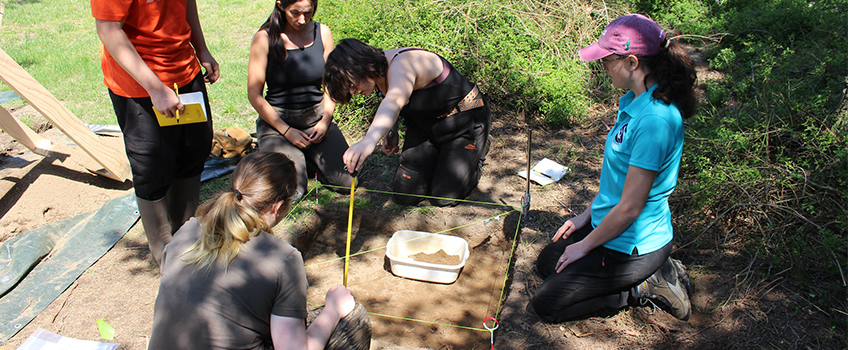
[247,0,352,196]
[324,38,490,206]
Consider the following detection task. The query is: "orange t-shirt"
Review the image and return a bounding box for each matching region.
[91,0,201,98]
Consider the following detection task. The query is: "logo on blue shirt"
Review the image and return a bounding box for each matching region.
[614,123,628,144]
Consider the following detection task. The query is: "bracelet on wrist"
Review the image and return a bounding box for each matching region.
[283,125,291,136]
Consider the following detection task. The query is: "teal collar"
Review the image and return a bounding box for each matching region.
[619,83,660,120]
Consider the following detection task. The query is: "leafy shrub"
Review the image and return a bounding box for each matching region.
[634,0,713,35]
[319,0,616,127]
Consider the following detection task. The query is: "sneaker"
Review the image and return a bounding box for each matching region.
[637,258,692,321]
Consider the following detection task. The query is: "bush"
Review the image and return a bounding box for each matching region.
[319,0,618,127]
[634,0,713,35]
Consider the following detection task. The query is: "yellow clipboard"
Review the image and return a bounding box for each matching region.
[153,90,208,127]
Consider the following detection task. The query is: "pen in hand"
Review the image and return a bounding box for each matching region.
[174,83,180,124]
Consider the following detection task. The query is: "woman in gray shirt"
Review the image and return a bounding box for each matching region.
[148,152,370,350]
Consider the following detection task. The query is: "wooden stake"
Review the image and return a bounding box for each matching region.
[522,128,532,217]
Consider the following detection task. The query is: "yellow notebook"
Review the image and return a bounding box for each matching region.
[153,91,208,127]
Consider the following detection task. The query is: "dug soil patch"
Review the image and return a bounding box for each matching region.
[297,200,517,349]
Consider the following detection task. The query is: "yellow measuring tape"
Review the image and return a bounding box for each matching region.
[368,312,489,332]
[343,176,356,287]
[321,183,513,207]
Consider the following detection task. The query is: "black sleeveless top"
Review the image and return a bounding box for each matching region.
[396,49,475,119]
[394,49,478,142]
[264,22,325,110]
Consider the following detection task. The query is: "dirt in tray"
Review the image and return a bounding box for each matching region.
[409,249,461,265]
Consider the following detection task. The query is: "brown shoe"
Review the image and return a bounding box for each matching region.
[636,258,692,321]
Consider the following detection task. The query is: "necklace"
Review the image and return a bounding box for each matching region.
[375,79,387,98]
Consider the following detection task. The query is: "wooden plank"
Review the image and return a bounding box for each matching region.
[0,48,131,181]
[0,106,53,157]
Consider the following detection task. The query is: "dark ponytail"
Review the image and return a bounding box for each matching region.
[259,5,287,66]
[640,39,698,119]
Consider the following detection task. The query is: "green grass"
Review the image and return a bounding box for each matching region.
[199,176,231,203]
[1,0,107,124]
[0,0,273,128]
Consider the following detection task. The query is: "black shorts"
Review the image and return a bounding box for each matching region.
[109,74,213,200]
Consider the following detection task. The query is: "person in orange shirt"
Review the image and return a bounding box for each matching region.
[91,0,219,264]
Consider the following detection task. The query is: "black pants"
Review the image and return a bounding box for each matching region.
[531,225,671,323]
[392,103,490,207]
[109,74,213,200]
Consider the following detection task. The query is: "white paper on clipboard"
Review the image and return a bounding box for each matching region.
[517,158,569,185]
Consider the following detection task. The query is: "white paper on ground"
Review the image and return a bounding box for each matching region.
[16,329,119,350]
[517,158,569,185]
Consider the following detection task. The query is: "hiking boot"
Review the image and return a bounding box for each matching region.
[636,258,692,321]
[670,258,693,297]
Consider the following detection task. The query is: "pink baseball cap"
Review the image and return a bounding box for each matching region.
[579,14,666,61]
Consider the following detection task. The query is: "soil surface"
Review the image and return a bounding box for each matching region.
[410,250,461,265]
[1,67,839,350]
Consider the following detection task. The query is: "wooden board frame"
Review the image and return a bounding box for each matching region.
[0,48,130,181]
[0,106,53,157]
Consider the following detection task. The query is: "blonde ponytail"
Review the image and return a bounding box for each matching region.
[182,152,297,269]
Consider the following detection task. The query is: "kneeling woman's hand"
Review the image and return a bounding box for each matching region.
[308,121,330,144]
[552,211,590,243]
[555,240,590,273]
[284,127,311,149]
[343,141,377,173]
[325,285,356,320]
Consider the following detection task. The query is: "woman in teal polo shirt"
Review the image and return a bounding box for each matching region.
[531,14,697,323]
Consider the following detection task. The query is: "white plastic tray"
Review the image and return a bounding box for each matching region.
[386,230,470,284]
